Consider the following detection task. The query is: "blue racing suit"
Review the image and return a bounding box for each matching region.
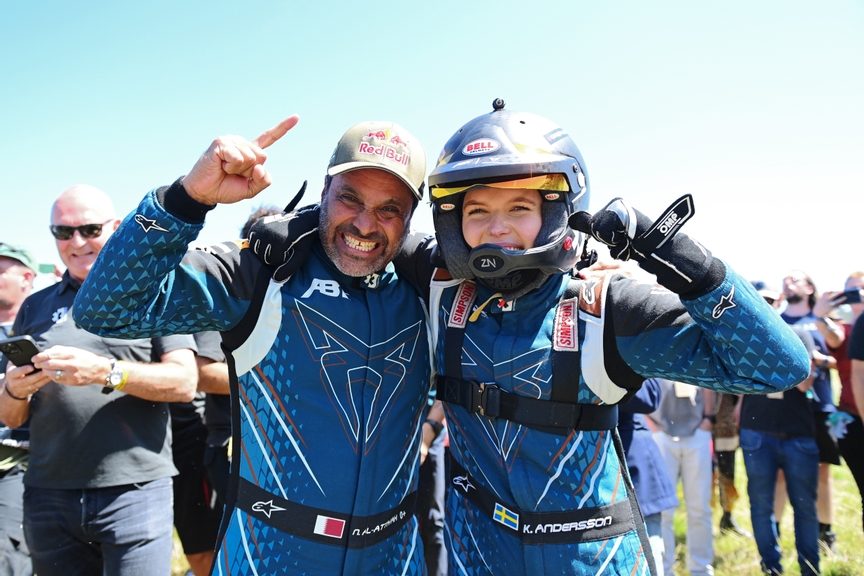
[427,267,809,575]
[73,184,433,576]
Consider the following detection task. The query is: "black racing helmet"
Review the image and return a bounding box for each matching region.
[429,99,589,295]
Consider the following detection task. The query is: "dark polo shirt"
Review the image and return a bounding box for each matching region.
[12,272,195,489]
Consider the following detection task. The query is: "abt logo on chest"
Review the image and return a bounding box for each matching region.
[301,279,349,299]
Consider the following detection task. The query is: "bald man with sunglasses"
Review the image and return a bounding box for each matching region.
[0,185,198,576]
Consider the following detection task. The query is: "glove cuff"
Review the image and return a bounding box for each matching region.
[639,233,722,297]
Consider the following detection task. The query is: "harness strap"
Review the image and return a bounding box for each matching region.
[551,277,582,403]
[437,375,618,432]
[236,478,416,549]
[612,427,659,576]
[449,457,635,545]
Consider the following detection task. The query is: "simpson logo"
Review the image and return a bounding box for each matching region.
[462,138,500,156]
[554,298,579,351]
[314,515,346,539]
[448,282,478,328]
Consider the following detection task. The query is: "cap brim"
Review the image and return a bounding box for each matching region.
[758,289,781,300]
[328,161,422,200]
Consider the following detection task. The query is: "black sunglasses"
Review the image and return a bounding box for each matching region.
[49,220,114,241]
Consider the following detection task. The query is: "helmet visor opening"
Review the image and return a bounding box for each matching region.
[430,174,570,200]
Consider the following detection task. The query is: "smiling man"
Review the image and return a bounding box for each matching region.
[0,185,198,576]
[73,118,434,575]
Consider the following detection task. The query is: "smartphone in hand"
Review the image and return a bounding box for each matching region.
[0,335,42,371]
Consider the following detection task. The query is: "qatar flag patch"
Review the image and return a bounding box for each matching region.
[314,515,346,539]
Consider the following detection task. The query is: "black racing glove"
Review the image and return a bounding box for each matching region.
[248,203,320,282]
[570,195,724,297]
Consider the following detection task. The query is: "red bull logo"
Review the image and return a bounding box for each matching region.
[389,134,410,148]
[365,129,388,141]
[357,142,410,166]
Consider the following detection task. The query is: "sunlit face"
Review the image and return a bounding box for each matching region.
[0,257,33,310]
[51,199,119,283]
[461,187,543,250]
[319,168,414,277]
[782,270,814,305]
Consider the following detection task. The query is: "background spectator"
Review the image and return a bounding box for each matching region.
[620,379,679,576]
[780,270,843,551]
[0,185,198,576]
[0,243,37,576]
[648,379,715,576]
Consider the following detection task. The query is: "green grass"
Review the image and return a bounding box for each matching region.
[668,451,864,575]
[171,531,192,576]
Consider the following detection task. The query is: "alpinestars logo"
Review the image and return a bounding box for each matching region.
[134,214,170,233]
[251,500,286,518]
[712,285,736,319]
[452,475,475,493]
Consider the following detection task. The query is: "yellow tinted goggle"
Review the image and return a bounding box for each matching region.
[430,174,570,200]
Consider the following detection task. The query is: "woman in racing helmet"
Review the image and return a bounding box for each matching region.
[423,100,806,576]
[424,100,662,575]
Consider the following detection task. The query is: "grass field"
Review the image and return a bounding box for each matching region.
[668,451,864,576]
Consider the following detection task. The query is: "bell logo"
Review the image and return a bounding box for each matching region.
[462,139,500,156]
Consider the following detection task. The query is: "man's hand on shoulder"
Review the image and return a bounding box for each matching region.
[249,203,320,281]
[182,115,300,205]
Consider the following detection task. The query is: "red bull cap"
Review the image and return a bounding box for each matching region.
[327,121,426,200]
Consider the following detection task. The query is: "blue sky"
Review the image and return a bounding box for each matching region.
[2,0,862,294]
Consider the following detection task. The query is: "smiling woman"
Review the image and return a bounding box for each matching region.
[461,187,543,250]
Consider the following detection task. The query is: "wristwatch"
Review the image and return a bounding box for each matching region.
[102,359,129,394]
[702,414,716,424]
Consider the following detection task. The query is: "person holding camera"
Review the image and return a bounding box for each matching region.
[821,271,864,533]
[780,270,844,551]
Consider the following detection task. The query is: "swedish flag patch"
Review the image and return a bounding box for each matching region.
[493,502,519,531]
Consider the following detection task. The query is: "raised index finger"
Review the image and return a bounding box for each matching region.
[254,115,300,149]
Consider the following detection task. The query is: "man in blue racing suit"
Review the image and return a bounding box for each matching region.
[249,100,811,575]
[73,117,435,575]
